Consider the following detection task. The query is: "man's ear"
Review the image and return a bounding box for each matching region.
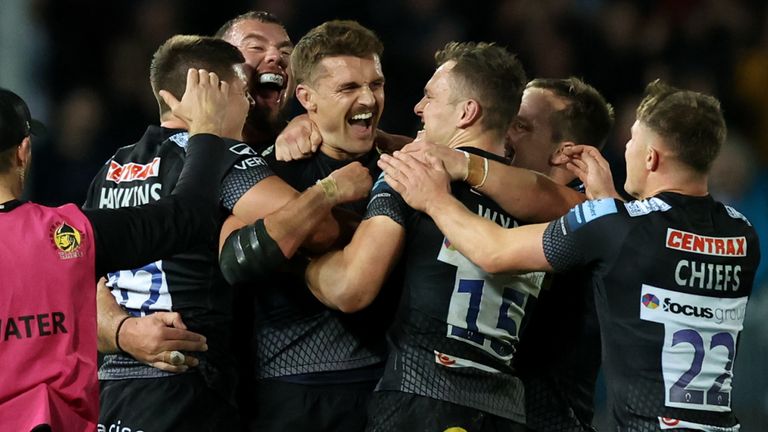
[456,99,481,129]
[550,141,576,164]
[646,145,660,172]
[296,84,317,112]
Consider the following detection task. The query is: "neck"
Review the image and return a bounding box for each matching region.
[640,169,709,199]
[319,142,368,161]
[159,112,187,130]
[450,129,505,158]
[0,175,20,203]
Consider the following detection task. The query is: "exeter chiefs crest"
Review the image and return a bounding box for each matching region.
[51,222,84,259]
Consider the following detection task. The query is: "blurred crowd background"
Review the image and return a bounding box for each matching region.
[1,0,766,429]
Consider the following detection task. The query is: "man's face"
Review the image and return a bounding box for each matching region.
[414,61,461,147]
[624,120,652,198]
[507,87,568,172]
[302,55,385,157]
[224,19,293,122]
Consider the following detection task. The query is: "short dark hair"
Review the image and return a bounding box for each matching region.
[291,20,383,86]
[527,77,614,150]
[150,35,245,115]
[636,79,725,174]
[435,42,527,136]
[214,11,285,41]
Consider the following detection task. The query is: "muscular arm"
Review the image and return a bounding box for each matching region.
[381,151,553,274]
[306,216,405,313]
[398,141,584,222]
[220,162,372,284]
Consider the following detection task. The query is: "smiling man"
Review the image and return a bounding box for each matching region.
[216,11,294,152]
[226,20,389,432]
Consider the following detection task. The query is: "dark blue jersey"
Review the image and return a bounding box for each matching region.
[84,126,273,397]
[543,193,760,431]
[245,146,394,382]
[367,147,544,423]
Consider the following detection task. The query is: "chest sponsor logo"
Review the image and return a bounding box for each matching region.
[641,286,746,326]
[666,229,746,257]
[50,222,84,259]
[106,157,161,183]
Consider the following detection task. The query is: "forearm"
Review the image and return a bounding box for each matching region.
[475,156,584,222]
[97,279,129,354]
[425,192,553,274]
[306,217,403,313]
[264,182,340,258]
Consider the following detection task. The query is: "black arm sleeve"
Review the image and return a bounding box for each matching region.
[363,172,411,227]
[86,133,240,275]
[219,218,286,285]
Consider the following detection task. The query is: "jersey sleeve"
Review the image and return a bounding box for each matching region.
[543,198,627,272]
[219,141,275,211]
[363,171,412,227]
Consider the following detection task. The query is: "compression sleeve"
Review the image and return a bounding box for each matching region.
[87,133,238,275]
[363,172,411,227]
[219,218,287,285]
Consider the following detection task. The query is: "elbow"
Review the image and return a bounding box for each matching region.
[474,252,506,275]
[330,279,374,313]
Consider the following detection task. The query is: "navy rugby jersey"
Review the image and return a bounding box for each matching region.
[366,147,544,423]
[243,146,396,382]
[543,193,760,432]
[84,126,274,395]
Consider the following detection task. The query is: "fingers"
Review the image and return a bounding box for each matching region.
[153,311,187,330]
[309,123,322,153]
[149,350,200,373]
[158,90,180,110]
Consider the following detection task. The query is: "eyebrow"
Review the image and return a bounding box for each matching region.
[241,33,293,49]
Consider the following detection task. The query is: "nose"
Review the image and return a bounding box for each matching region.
[358,85,375,106]
[264,45,281,65]
[414,97,426,116]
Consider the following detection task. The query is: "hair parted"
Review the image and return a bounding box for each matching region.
[527,77,615,150]
[291,20,383,86]
[636,79,726,173]
[435,42,527,135]
[214,11,285,40]
[150,35,244,115]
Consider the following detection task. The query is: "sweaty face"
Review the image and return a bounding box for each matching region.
[303,55,385,159]
[507,88,568,173]
[224,19,293,122]
[624,120,652,199]
[414,61,462,147]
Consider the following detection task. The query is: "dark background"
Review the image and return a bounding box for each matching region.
[1,0,766,428]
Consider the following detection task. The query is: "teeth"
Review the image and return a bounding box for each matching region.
[350,112,373,121]
[259,73,284,86]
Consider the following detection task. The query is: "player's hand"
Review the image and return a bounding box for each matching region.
[329,162,372,204]
[118,312,208,373]
[159,68,230,137]
[275,114,322,161]
[399,135,467,181]
[379,151,451,212]
[554,145,620,200]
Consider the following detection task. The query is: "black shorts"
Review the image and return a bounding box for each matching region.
[245,378,376,432]
[366,391,527,432]
[99,373,238,431]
